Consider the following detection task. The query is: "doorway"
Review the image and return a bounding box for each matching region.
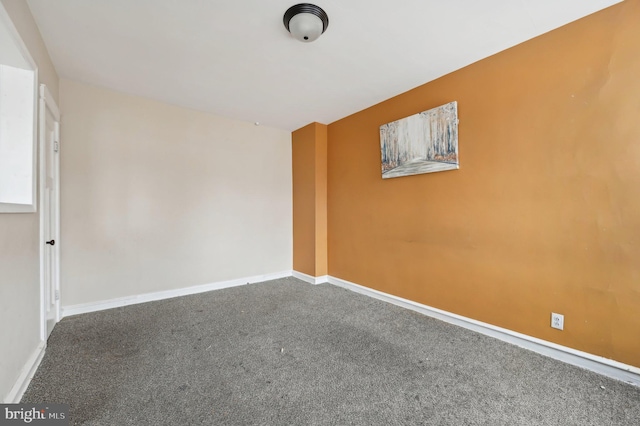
[39,84,60,341]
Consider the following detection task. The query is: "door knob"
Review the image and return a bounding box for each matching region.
[46,240,55,246]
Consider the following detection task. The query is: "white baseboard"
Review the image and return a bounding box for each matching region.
[4,341,46,403]
[292,270,328,285]
[328,275,640,387]
[62,270,293,318]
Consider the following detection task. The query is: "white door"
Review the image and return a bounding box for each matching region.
[40,84,60,341]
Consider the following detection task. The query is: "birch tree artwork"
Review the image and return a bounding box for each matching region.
[380,101,459,179]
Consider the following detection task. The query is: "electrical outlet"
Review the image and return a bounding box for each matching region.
[551,313,564,330]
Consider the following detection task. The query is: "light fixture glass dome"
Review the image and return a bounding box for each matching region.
[288,13,323,42]
[283,4,329,43]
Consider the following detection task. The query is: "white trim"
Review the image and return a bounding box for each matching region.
[328,275,640,387]
[39,85,60,120]
[4,341,46,403]
[54,118,61,323]
[62,270,293,318]
[292,270,328,285]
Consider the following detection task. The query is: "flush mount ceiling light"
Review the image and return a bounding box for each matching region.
[283,3,329,43]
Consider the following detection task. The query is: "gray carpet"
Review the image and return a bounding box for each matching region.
[22,277,640,425]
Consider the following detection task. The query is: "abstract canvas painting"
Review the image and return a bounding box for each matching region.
[380,101,459,179]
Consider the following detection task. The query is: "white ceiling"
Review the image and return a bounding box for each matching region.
[26,0,621,131]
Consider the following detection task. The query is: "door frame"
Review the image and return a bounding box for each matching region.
[39,84,61,342]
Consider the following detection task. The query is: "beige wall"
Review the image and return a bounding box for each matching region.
[59,79,292,306]
[0,0,59,402]
[326,1,640,367]
[0,0,57,100]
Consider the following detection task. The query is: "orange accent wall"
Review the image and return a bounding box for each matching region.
[293,123,328,277]
[326,1,640,367]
